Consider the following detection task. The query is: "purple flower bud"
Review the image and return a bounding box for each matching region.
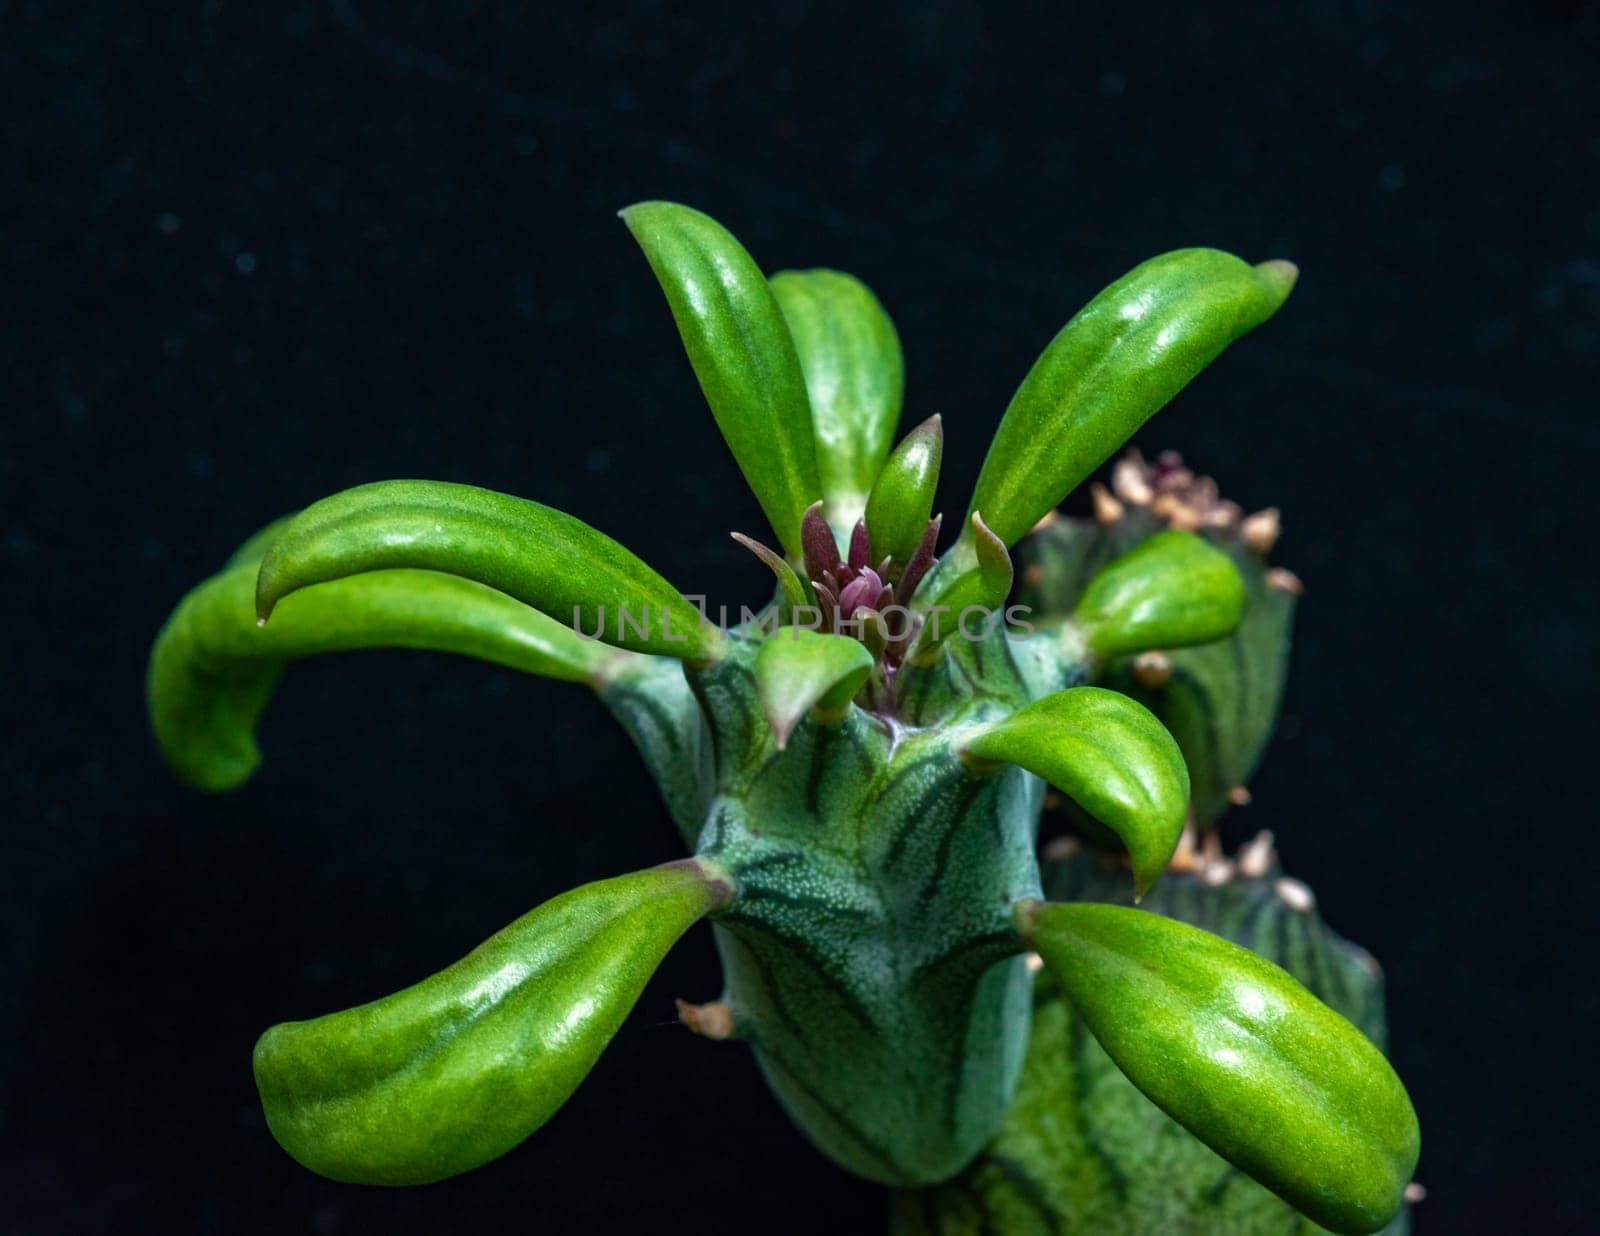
[848,519,871,571]
[801,502,841,585]
[896,516,942,606]
[838,567,884,618]
[812,580,839,630]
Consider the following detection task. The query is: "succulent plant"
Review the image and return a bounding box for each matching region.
[892,843,1410,1236]
[1016,448,1301,832]
[896,462,1416,1233]
[147,201,1418,1233]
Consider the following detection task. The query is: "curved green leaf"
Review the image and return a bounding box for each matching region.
[731,531,810,611]
[864,415,942,573]
[755,628,874,748]
[771,267,904,527]
[911,512,1011,660]
[623,201,822,558]
[255,480,722,660]
[149,526,614,791]
[1019,901,1419,1235]
[965,250,1296,550]
[254,860,731,1185]
[1110,537,1296,825]
[963,687,1187,896]
[1075,529,1245,657]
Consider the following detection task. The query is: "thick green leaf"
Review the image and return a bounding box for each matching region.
[864,415,942,573]
[149,525,613,791]
[965,250,1296,550]
[771,268,904,528]
[963,687,1187,895]
[1020,901,1419,1235]
[755,627,874,747]
[1109,535,1296,825]
[254,860,730,1185]
[152,566,610,792]
[1012,506,1293,823]
[623,201,822,558]
[1074,529,1245,657]
[893,852,1404,1236]
[255,480,722,660]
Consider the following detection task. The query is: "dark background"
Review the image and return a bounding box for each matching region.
[5,2,1597,1232]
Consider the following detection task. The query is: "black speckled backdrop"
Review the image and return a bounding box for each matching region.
[4,3,1596,1233]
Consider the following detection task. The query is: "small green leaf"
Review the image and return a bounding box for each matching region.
[149,526,614,792]
[731,531,810,611]
[1019,901,1419,1235]
[623,201,822,559]
[1074,529,1245,657]
[964,250,1296,550]
[864,415,943,573]
[770,267,904,528]
[1108,537,1296,825]
[963,687,1187,896]
[254,860,731,1185]
[255,480,722,660]
[755,628,874,747]
[912,512,1011,659]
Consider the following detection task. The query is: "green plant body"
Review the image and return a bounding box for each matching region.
[895,457,1417,1234]
[1015,450,1299,827]
[892,846,1410,1236]
[147,201,1417,1233]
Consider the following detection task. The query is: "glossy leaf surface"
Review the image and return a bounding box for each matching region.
[150,535,611,791]
[965,249,1296,549]
[623,201,822,558]
[1022,901,1419,1235]
[963,687,1187,895]
[895,852,1405,1235]
[755,627,874,747]
[1075,529,1246,657]
[912,512,1012,662]
[254,861,729,1185]
[255,479,721,659]
[771,267,904,527]
[864,415,942,574]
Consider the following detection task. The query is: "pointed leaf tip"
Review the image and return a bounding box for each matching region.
[731,532,808,610]
[895,514,942,609]
[754,628,873,748]
[848,518,871,570]
[970,512,1010,581]
[910,512,1012,660]
[962,687,1188,896]
[864,414,943,573]
[801,500,842,583]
